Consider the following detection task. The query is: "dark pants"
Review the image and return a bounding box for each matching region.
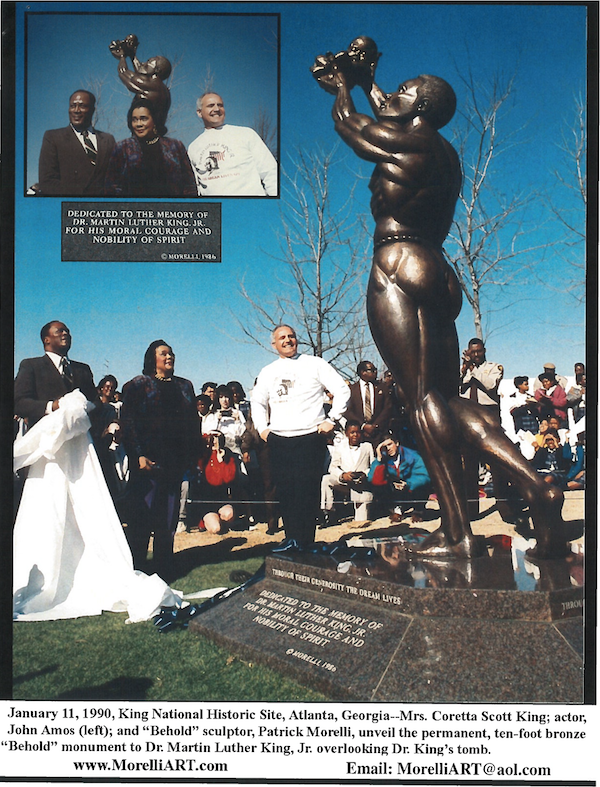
[268,431,327,546]
[124,471,181,580]
[254,443,279,530]
[372,481,431,518]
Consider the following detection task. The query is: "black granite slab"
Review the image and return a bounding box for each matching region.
[61,201,221,262]
[190,578,411,700]
[554,618,585,659]
[189,535,584,702]
[372,618,583,703]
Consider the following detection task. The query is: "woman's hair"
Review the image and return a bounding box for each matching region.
[210,431,226,451]
[98,374,118,390]
[227,380,246,399]
[143,339,170,376]
[127,97,168,137]
[215,384,234,402]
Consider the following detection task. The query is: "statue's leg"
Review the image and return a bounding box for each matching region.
[367,254,483,558]
[449,397,569,558]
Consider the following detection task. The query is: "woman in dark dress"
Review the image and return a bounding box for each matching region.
[121,340,197,579]
[104,98,196,196]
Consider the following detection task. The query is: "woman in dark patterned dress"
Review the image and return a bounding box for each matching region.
[121,340,197,579]
[105,98,196,197]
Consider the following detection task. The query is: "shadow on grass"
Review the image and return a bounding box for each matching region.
[171,536,279,581]
[57,676,153,700]
[13,665,59,686]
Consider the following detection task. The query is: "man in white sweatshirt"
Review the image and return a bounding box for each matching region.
[251,325,350,546]
[188,92,278,196]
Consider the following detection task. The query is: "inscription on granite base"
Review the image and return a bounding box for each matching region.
[191,578,408,700]
[190,540,584,702]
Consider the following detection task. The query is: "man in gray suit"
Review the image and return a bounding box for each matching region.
[15,321,96,426]
[38,91,115,196]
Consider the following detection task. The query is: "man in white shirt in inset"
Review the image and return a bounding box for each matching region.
[251,325,350,546]
[188,92,278,197]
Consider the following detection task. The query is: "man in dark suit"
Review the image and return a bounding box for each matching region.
[344,360,392,445]
[15,321,96,425]
[38,90,115,196]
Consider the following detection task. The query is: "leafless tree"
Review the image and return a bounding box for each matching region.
[238,146,380,377]
[252,105,278,158]
[199,64,216,96]
[547,92,587,301]
[160,52,191,140]
[84,73,117,133]
[251,26,278,155]
[445,71,548,340]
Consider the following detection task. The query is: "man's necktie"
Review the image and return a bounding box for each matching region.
[82,130,97,165]
[61,357,74,386]
[469,374,478,401]
[364,384,372,421]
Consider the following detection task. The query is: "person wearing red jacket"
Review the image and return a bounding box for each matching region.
[195,433,238,534]
[534,373,568,423]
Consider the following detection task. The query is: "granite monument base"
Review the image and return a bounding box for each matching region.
[189,533,583,702]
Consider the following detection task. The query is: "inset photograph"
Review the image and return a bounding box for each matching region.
[25,11,279,198]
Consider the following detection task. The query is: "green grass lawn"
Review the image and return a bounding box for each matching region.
[13,555,328,702]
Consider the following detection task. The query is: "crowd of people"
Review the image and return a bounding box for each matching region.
[14,321,586,587]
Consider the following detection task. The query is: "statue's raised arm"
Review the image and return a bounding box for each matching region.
[109,34,171,127]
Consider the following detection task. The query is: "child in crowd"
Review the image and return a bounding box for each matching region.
[319,420,374,525]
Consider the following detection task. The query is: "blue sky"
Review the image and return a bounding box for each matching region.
[14,2,588,395]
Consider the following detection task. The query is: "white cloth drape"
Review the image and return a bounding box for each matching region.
[13,390,181,622]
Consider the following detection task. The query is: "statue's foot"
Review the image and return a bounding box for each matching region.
[407,527,486,560]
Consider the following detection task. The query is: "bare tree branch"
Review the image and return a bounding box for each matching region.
[199,64,215,96]
[237,145,381,377]
[446,71,548,340]
[252,105,278,158]
[546,91,587,301]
